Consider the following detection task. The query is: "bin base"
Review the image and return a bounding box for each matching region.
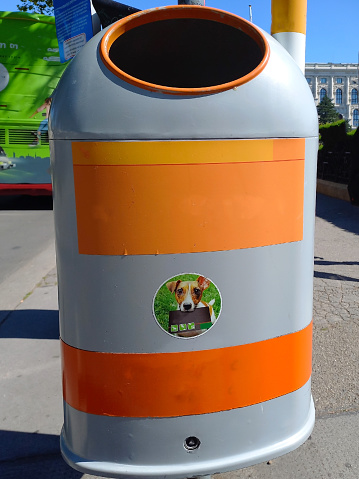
[60,388,315,479]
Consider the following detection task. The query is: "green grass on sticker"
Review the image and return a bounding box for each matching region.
[154,274,221,331]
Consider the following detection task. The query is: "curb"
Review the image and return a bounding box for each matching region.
[316,179,350,203]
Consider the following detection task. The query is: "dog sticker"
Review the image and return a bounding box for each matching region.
[153,273,221,338]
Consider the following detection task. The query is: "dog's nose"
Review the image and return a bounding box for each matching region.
[183,303,192,311]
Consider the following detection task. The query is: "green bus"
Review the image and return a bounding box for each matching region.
[0,11,68,195]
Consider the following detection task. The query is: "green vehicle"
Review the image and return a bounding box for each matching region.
[0,11,68,195]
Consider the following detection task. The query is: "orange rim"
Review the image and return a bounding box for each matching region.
[100,6,270,95]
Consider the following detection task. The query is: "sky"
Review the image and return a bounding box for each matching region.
[1,0,358,64]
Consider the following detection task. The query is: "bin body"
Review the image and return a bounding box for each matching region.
[50,6,318,479]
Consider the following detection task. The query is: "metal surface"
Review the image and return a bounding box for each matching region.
[49,28,316,140]
[272,32,306,73]
[52,138,317,354]
[61,382,314,478]
[92,0,140,28]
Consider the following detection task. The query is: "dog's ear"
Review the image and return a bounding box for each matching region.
[166,280,180,293]
[197,276,210,290]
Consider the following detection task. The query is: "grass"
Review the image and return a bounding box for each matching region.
[22,291,33,301]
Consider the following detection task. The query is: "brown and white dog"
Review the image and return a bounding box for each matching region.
[166,275,216,323]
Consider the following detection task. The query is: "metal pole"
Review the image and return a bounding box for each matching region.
[178,1,205,5]
[91,0,141,29]
[271,0,307,73]
[90,0,101,34]
[249,4,253,22]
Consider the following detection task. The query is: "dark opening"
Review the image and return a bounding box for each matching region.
[109,18,264,88]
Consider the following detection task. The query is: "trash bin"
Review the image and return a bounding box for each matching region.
[50,5,318,478]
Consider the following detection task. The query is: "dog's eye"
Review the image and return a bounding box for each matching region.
[194,288,201,295]
[177,288,183,295]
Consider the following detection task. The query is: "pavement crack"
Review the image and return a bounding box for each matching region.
[0,311,13,329]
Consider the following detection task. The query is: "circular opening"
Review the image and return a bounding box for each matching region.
[101,6,269,95]
[184,436,201,451]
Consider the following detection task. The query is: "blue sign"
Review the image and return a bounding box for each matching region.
[54,0,93,63]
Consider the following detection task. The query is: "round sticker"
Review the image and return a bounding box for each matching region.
[153,273,221,339]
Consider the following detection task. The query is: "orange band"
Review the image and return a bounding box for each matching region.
[72,139,305,256]
[62,322,312,418]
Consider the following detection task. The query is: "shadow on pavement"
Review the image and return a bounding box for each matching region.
[0,310,59,340]
[0,195,53,211]
[314,271,359,282]
[314,258,359,282]
[0,430,82,478]
[315,259,359,267]
[316,193,359,236]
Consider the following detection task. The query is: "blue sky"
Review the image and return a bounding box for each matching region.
[2,0,358,64]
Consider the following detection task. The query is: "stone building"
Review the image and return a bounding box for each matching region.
[305,63,359,128]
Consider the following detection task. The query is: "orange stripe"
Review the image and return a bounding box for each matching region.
[72,139,274,165]
[72,139,305,166]
[73,160,304,255]
[274,138,306,161]
[62,322,312,418]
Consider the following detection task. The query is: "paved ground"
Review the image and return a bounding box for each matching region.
[312,194,359,417]
[0,193,358,478]
[0,195,54,284]
[219,194,359,478]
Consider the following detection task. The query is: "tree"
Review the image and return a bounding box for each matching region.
[17,0,54,15]
[317,96,340,125]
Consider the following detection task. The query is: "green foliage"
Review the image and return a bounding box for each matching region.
[319,120,357,153]
[319,119,346,144]
[347,128,357,137]
[317,96,340,125]
[345,119,352,132]
[17,0,54,15]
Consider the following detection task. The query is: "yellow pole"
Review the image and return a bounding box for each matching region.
[271,0,307,72]
[271,0,307,35]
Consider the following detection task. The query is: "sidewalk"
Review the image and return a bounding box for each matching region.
[1,194,358,479]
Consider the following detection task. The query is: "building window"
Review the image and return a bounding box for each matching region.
[306,78,312,84]
[352,88,358,104]
[320,78,327,84]
[320,88,327,102]
[336,78,343,84]
[336,88,342,104]
[353,109,359,127]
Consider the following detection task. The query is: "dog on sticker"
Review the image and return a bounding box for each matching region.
[166,276,216,337]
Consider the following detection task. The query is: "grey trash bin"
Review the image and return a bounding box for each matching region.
[50,5,318,478]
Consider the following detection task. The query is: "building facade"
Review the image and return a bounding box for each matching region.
[305,63,359,128]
